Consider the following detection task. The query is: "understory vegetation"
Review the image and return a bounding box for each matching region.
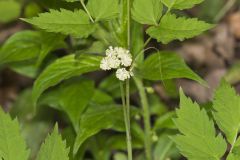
[0,0,240,160]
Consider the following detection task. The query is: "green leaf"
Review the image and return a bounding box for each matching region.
[131,0,163,25]
[36,125,69,160]
[153,135,174,160]
[91,90,114,104]
[58,79,95,130]
[10,61,38,78]
[22,9,95,38]
[114,153,127,160]
[0,107,29,160]
[146,14,214,44]
[87,0,119,21]
[161,0,204,10]
[32,54,101,105]
[212,80,240,144]
[137,51,206,86]
[0,31,65,66]
[225,61,240,84]
[73,104,128,155]
[172,89,227,160]
[40,79,96,131]
[0,31,41,64]
[227,153,240,160]
[10,89,35,122]
[154,112,176,130]
[65,0,78,2]
[36,32,66,66]
[131,21,144,63]
[0,0,21,23]
[22,122,52,159]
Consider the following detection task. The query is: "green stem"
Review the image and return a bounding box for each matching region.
[127,0,131,49]
[134,77,152,160]
[80,0,95,23]
[120,82,133,160]
[132,37,152,64]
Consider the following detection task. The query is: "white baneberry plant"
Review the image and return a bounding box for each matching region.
[100,46,133,81]
[0,0,218,160]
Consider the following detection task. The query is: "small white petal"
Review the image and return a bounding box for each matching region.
[116,68,132,81]
[119,53,132,67]
[108,56,121,69]
[100,58,111,70]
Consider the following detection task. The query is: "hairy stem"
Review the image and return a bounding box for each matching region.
[120,82,132,160]
[134,77,152,160]
[80,0,95,23]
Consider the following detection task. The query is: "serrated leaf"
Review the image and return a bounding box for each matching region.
[0,107,29,160]
[147,14,214,44]
[22,9,95,38]
[36,125,69,160]
[32,54,101,105]
[137,51,206,86]
[172,89,227,160]
[212,80,240,144]
[161,0,204,10]
[87,0,119,21]
[131,0,163,25]
[0,0,21,23]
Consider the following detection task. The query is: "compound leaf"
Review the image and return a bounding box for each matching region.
[132,0,163,25]
[22,9,95,38]
[36,125,69,160]
[87,0,119,21]
[161,0,204,10]
[212,80,240,144]
[0,107,29,160]
[147,14,214,44]
[172,89,227,160]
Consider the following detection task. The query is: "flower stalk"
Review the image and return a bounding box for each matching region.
[120,82,133,160]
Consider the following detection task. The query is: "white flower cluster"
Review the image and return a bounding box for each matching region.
[100,46,133,81]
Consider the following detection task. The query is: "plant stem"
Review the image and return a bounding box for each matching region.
[214,0,236,22]
[120,82,132,160]
[80,0,95,23]
[127,0,131,49]
[134,77,152,160]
